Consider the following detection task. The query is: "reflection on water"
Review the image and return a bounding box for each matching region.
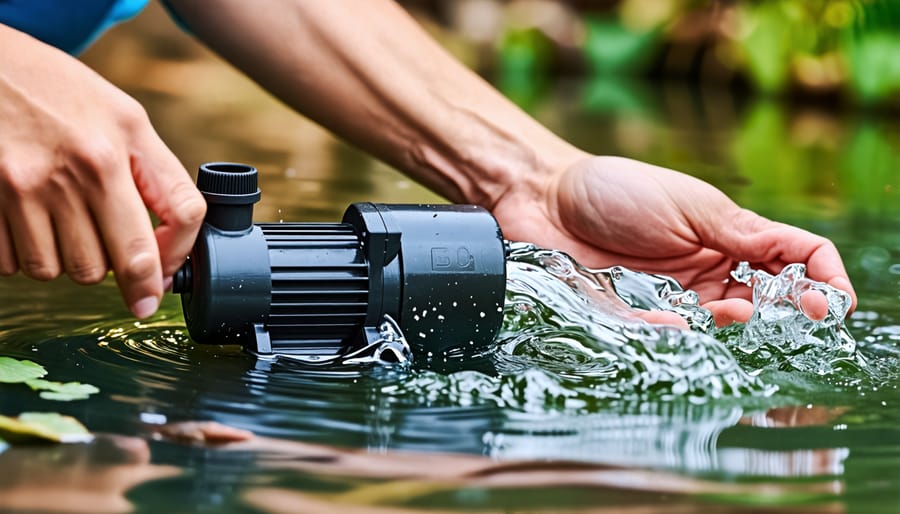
[486,406,851,481]
[0,435,179,514]
[0,418,850,514]
[1,4,900,513]
[1,272,897,512]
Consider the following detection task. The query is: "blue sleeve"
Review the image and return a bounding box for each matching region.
[0,0,149,55]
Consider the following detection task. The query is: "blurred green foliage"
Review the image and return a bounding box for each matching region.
[497,75,899,224]
[582,16,662,74]
[735,0,900,101]
[491,0,900,104]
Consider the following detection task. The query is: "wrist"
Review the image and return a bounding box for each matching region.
[406,116,587,210]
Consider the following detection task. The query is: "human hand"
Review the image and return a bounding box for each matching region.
[492,155,856,326]
[0,26,205,318]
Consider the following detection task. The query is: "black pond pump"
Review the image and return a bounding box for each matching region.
[172,163,507,359]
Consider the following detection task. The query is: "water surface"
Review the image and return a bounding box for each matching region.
[1,10,900,513]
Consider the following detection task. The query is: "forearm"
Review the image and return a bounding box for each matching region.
[164,0,585,206]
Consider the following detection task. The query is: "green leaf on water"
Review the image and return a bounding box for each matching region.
[0,357,47,383]
[0,412,93,443]
[25,379,100,401]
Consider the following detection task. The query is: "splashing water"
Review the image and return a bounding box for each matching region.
[257,243,874,412]
[383,244,772,411]
[723,262,866,376]
[381,243,882,411]
[493,243,770,405]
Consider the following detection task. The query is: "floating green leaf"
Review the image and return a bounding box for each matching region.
[0,412,92,444]
[25,379,100,401]
[0,357,47,383]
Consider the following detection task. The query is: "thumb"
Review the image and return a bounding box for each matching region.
[131,131,206,277]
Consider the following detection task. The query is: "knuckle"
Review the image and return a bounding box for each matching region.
[21,257,60,281]
[0,260,17,276]
[117,241,157,283]
[67,258,108,285]
[0,162,43,200]
[169,181,207,227]
[116,95,150,131]
[72,137,120,180]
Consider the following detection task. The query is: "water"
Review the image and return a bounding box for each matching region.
[2,8,900,513]
[727,262,863,376]
[494,244,767,403]
[1,240,897,514]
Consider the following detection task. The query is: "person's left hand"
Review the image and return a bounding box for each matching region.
[491,155,856,326]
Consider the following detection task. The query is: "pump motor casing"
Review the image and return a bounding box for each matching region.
[173,163,507,358]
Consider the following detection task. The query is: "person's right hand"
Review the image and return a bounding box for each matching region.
[0,25,206,318]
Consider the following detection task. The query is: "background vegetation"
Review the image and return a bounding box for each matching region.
[403,0,900,106]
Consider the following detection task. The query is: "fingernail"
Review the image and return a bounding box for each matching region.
[162,276,173,292]
[131,296,160,319]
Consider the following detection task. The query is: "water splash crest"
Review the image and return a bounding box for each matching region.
[492,243,770,404]
[384,243,875,412]
[723,262,866,376]
[77,243,870,414]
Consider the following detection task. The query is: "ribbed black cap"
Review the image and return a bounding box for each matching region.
[197,162,258,196]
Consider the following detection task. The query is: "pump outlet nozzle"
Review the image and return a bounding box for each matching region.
[175,162,507,360]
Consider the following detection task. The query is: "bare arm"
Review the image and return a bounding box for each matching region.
[163,0,856,321]
[163,0,585,208]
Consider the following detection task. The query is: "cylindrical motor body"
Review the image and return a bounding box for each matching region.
[174,163,507,359]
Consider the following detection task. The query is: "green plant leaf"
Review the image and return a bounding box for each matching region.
[0,357,47,383]
[0,412,92,443]
[25,379,100,401]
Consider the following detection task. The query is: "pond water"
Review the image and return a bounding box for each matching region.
[2,13,900,514]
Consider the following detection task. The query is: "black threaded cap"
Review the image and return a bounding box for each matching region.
[198,162,259,197]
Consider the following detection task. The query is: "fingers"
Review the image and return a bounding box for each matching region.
[1,157,160,319]
[703,299,755,326]
[7,196,60,281]
[90,168,163,319]
[52,190,108,285]
[635,310,690,329]
[1,165,110,286]
[638,290,829,333]
[131,131,205,277]
[804,241,857,312]
[774,232,857,313]
[0,213,17,276]
[704,291,828,328]
[799,290,828,321]
[713,210,857,313]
